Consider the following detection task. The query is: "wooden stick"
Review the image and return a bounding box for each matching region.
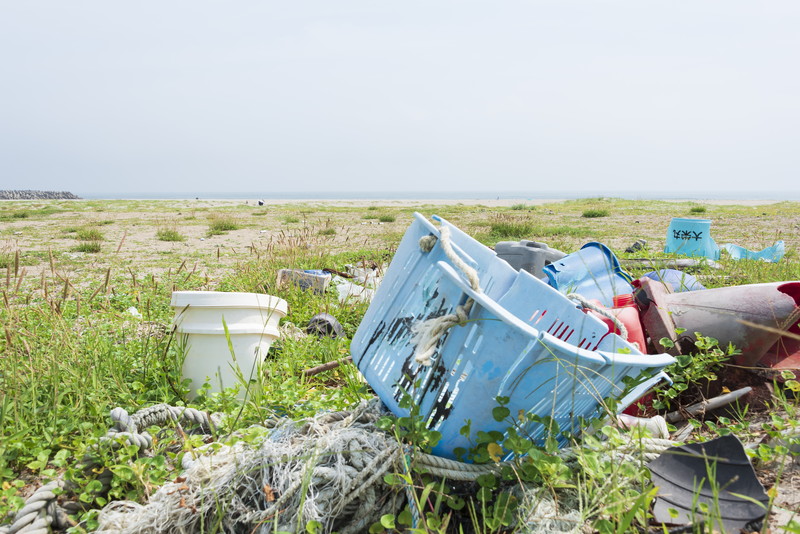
[302,357,353,377]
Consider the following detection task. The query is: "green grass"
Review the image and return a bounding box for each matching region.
[207,214,240,235]
[378,215,396,223]
[690,205,707,214]
[76,228,104,241]
[318,228,336,236]
[156,228,186,242]
[582,208,609,218]
[489,220,535,240]
[510,203,533,211]
[72,241,102,253]
[283,215,301,224]
[487,220,590,241]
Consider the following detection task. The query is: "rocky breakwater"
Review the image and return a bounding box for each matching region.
[0,190,81,200]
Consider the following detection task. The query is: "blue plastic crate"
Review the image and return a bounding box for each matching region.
[543,242,634,307]
[351,213,674,460]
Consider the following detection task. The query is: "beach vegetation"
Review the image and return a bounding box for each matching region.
[0,197,797,532]
[76,228,104,241]
[378,214,396,222]
[207,214,240,235]
[582,208,609,218]
[156,227,186,242]
[72,241,102,253]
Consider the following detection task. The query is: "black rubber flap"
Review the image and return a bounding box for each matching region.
[648,434,769,532]
[307,313,345,338]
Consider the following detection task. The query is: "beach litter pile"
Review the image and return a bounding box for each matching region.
[2,212,798,534]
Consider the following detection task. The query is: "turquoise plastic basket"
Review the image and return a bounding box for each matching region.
[351,213,674,460]
[664,218,720,259]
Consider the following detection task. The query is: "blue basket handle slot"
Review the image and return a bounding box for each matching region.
[435,260,609,366]
[412,212,481,291]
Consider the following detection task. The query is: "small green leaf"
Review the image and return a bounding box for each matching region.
[375,417,394,431]
[446,495,466,511]
[305,520,322,533]
[380,514,396,529]
[398,508,413,525]
[492,406,510,422]
[780,370,797,380]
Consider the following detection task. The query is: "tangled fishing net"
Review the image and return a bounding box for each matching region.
[96,399,404,534]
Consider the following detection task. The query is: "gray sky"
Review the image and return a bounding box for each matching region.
[1,2,798,197]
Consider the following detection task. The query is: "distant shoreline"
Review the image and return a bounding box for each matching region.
[11,196,782,207]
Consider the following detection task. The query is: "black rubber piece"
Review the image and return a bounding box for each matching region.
[648,434,769,532]
[306,313,345,339]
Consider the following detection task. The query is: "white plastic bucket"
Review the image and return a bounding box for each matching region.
[171,291,288,398]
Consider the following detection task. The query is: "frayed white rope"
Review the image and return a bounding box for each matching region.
[411,300,474,366]
[412,224,482,367]
[437,226,480,291]
[566,293,630,343]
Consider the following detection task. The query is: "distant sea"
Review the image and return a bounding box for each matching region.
[79,190,796,201]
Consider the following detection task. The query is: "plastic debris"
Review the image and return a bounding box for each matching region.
[276,269,331,294]
[351,213,674,459]
[637,278,800,365]
[543,242,634,307]
[306,313,344,338]
[640,269,705,292]
[722,240,785,263]
[648,434,769,532]
[624,239,647,253]
[664,387,752,423]
[331,263,383,303]
[616,414,669,438]
[494,240,566,278]
[621,258,722,271]
[126,306,142,318]
[664,217,720,260]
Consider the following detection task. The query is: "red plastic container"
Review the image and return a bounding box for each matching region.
[589,294,647,354]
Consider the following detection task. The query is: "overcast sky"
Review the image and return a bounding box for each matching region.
[1,2,798,197]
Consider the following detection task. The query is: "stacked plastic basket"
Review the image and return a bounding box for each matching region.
[351,213,674,460]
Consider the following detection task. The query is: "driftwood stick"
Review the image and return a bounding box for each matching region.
[302,356,353,377]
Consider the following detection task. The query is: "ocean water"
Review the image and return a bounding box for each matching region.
[79,190,798,201]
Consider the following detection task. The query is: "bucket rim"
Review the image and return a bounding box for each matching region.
[170,291,288,313]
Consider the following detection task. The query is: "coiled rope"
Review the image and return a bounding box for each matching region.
[412,226,481,366]
[0,405,213,534]
[1,400,677,534]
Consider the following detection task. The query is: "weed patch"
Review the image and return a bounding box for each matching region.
[510,203,534,211]
[156,228,186,242]
[76,228,104,241]
[582,209,609,218]
[72,242,102,253]
[207,215,239,235]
